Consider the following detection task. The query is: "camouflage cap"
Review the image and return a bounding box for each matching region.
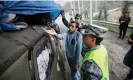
[75,14,81,19]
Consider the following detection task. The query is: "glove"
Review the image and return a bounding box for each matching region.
[127,40,133,45]
[72,65,78,72]
[127,38,133,45]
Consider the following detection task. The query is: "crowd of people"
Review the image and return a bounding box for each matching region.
[45,11,109,80]
[0,1,132,80]
[45,8,133,80]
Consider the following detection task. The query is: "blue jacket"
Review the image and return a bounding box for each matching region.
[58,31,82,66]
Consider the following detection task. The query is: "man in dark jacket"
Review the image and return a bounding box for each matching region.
[61,10,83,29]
[124,32,133,80]
[118,12,131,39]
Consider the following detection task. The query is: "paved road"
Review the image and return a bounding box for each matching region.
[102,31,130,80]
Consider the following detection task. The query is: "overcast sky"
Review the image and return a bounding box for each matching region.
[54,1,69,6]
[54,0,128,7]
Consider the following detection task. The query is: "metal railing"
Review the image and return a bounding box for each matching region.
[93,20,133,29]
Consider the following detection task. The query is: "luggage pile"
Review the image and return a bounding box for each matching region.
[0,1,62,31]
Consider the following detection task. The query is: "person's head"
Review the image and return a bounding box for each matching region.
[82,29,103,49]
[75,14,81,23]
[125,12,130,17]
[69,21,79,33]
[122,11,130,17]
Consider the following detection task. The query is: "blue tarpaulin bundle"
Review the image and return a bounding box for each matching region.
[0,1,62,31]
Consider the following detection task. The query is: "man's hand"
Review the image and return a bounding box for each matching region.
[61,10,65,18]
[45,28,57,36]
[127,38,133,45]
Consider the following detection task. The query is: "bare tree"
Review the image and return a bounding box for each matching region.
[98,10,102,20]
[104,1,108,21]
[98,1,103,20]
[98,1,108,21]
[63,2,71,12]
[121,1,130,13]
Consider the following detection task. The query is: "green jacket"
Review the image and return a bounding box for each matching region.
[62,17,69,28]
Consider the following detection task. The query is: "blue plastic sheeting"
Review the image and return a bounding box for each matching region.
[0,1,62,20]
[51,10,61,21]
[0,1,62,31]
[0,22,20,31]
